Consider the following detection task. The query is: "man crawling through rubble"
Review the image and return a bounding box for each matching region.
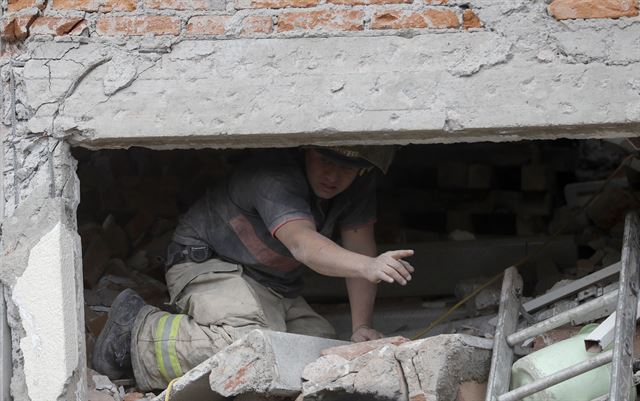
[93,146,416,391]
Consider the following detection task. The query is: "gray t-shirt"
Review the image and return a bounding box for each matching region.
[172,151,377,297]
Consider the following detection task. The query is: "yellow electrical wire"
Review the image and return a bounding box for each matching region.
[411,154,635,340]
[164,378,179,401]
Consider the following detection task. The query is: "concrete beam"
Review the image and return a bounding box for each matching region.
[12,0,640,149]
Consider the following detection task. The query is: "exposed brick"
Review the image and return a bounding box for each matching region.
[52,0,136,11]
[1,9,38,42]
[100,0,137,11]
[236,0,319,10]
[186,15,230,35]
[277,10,364,32]
[29,16,84,35]
[7,0,42,13]
[371,8,459,29]
[96,16,181,36]
[463,9,483,28]
[240,15,273,35]
[327,0,410,6]
[144,0,209,10]
[548,0,638,19]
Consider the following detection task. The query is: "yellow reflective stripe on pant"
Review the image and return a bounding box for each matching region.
[154,314,185,382]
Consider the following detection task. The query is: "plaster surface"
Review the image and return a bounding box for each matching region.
[6,0,639,150]
[11,222,79,401]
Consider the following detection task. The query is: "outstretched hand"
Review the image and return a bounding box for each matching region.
[351,325,384,342]
[364,250,415,285]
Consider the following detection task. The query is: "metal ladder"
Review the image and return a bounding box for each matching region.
[485,211,640,401]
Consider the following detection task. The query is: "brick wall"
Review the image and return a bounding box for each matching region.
[0,0,637,44]
[1,0,638,43]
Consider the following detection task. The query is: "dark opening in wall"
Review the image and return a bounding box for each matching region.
[73,138,634,390]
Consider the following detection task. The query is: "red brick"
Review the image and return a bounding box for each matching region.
[144,0,209,10]
[29,16,84,35]
[100,0,137,11]
[236,0,318,9]
[52,0,136,11]
[240,15,273,35]
[327,0,410,6]
[463,9,482,28]
[186,15,229,35]
[371,8,459,29]
[321,336,410,360]
[7,0,41,12]
[96,16,181,35]
[277,9,364,32]
[1,10,38,42]
[549,0,638,19]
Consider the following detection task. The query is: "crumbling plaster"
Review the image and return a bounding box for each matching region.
[4,0,640,151]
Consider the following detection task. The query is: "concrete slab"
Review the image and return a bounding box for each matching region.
[154,330,347,401]
[209,330,348,398]
[1,288,11,401]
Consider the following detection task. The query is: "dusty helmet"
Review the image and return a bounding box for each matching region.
[314,145,396,174]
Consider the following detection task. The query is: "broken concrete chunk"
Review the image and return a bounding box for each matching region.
[209,330,347,398]
[303,344,407,401]
[395,334,492,401]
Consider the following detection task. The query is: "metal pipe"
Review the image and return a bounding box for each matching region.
[507,290,618,347]
[497,350,613,401]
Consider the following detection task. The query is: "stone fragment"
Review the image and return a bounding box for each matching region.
[1,9,38,41]
[320,336,409,360]
[463,9,483,29]
[549,0,638,20]
[303,344,407,401]
[395,335,492,401]
[28,16,83,36]
[209,330,347,398]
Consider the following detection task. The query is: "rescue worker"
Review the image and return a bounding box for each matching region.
[93,146,415,390]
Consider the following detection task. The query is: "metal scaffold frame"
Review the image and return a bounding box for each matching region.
[485,211,640,401]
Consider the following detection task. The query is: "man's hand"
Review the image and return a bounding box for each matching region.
[351,325,384,342]
[363,250,415,285]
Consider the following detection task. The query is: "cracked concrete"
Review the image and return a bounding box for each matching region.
[0,0,635,150]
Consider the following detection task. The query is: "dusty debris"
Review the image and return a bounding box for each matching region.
[302,334,492,401]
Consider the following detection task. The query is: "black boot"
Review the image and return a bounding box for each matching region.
[92,289,146,379]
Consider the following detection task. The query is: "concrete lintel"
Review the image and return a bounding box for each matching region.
[13,9,640,148]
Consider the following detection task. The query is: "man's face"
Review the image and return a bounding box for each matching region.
[305,149,359,200]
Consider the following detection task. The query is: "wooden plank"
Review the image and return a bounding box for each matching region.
[485,266,523,401]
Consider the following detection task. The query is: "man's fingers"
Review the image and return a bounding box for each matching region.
[383,266,407,285]
[399,260,415,273]
[387,249,414,260]
[378,271,395,284]
[388,260,412,281]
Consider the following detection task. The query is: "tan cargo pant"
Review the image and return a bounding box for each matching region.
[130,258,336,391]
